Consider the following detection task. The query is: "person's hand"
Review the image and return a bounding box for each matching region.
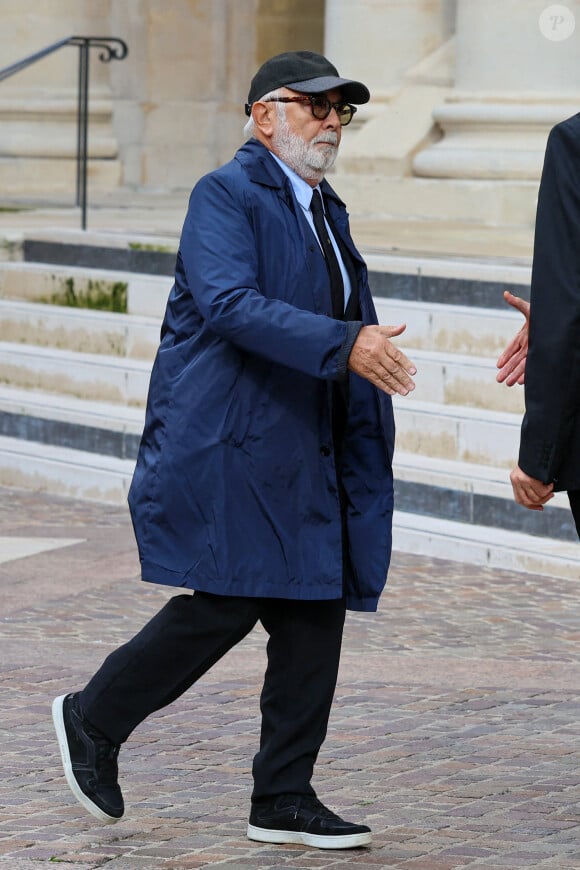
[348,324,416,396]
[510,465,554,511]
[496,290,530,386]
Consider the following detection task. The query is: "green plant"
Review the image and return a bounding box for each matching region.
[128,241,175,253]
[48,277,128,313]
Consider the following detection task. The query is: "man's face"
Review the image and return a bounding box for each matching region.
[269,87,343,184]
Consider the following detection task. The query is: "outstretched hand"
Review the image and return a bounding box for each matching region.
[348,324,416,396]
[496,290,530,386]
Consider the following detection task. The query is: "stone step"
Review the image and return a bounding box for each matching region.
[0,291,524,366]
[2,388,576,568]
[0,342,152,405]
[0,429,576,576]
[0,350,524,467]
[0,435,134,505]
[5,243,533,312]
[1,238,560,567]
[0,335,524,417]
[337,174,539,226]
[0,386,520,478]
[0,386,144,458]
[393,398,522,467]
[0,261,171,318]
[364,251,531,289]
[1,246,533,330]
[0,157,121,196]
[374,296,525,359]
[398,352,525,413]
[393,451,576,542]
[393,511,580,581]
[4,384,567,542]
[0,298,159,359]
[0,271,525,364]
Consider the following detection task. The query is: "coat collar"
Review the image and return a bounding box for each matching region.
[234,138,346,208]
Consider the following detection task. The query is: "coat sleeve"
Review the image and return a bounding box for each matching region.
[518,118,580,484]
[178,171,362,380]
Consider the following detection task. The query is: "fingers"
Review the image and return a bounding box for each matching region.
[504,359,526,387]
[503,290,531,321]
[496,317,528,386]
[496,330,525,368]
[377,341,417,395]
[496,344,527,384]
[360,351,416,397]
[510,466,554,510]
[382,333,417,380]
[376,323,407,339]
[497,293,530,384]
[347,324,417,396]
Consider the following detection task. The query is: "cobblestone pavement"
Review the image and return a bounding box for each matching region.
[1,487,579,869]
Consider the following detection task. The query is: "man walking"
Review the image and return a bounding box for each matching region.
[52,50,416,850]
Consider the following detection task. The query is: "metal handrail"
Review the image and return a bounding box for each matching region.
[0,36,128,229]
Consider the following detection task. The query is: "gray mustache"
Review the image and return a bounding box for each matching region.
[312,134,338,146]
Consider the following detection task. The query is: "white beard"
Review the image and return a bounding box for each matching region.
[272,111,339,183]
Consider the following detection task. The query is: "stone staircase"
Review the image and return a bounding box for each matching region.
[366,254,578,578]
[0,244,578,578]
[0,258,162,503]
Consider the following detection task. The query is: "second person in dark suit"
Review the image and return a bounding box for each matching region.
[496,112,580,536]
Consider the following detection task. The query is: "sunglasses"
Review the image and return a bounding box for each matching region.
[263,94,357,127]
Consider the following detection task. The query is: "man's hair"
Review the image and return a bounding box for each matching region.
[243,88,282,138]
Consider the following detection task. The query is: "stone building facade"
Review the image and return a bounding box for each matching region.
[0,0,579,248]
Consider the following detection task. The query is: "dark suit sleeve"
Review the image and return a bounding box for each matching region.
[518,116,580,485]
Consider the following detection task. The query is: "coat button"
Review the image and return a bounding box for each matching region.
[320,445,331,457]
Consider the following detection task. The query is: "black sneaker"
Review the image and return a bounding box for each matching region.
[247,795,371,849]
[52,693,124,824]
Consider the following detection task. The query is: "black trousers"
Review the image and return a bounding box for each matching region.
[79,591,346,802]
[569,490,580,537]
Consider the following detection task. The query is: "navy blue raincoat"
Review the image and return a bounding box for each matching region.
[128,139,395,612]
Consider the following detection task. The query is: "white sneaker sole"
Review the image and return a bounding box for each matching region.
[52,694,120,825]
[247,822,371,849]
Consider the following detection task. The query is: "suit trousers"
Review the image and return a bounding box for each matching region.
[569,490,580,537]
[79,591,346,802]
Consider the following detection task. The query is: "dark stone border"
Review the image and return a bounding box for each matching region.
[2,409,573,542]
[394,479,577,543]
[22,240,530,307]
[0,411,141,460]
[23,240,176,277]
[370,271,530,308]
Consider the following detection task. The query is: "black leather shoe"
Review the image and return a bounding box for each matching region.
[52,693,124,823]
[247,795,371,849]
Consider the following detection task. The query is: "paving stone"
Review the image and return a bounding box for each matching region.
[1,486,579,868]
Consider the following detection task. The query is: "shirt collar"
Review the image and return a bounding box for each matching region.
[269,152,320,212]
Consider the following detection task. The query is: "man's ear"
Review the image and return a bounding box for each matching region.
[252,101,275,140]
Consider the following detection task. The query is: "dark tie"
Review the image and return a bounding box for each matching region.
[310,189,344,319]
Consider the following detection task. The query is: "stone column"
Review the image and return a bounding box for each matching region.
[0,0,121,195]
[109,0,328,190]
[109,0,261,190]
[325,0,456,178]
[325,0,456,106]
[414,0,580,179]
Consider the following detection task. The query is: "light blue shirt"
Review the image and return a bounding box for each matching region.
[270,152,352,311]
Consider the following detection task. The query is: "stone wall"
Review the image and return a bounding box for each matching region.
[0,0,120,196]
[1,0,579,256]
[0,0,326,194]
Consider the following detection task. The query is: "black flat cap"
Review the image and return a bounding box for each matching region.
[245,50,370,116]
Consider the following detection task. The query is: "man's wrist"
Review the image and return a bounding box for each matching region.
[337,321,363,379]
